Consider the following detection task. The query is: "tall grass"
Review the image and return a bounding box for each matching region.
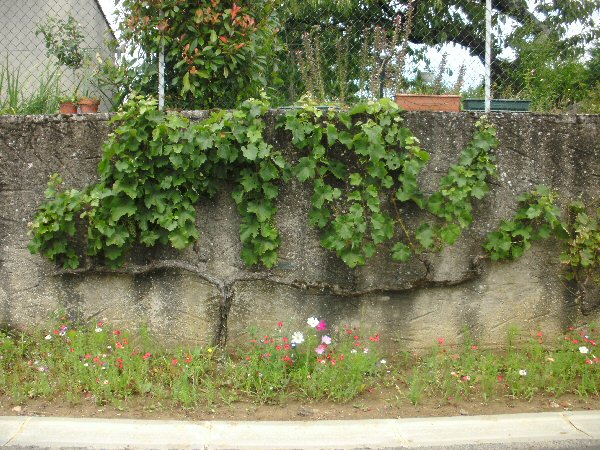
[0,62,62,114]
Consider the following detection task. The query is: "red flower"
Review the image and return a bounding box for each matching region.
[438,337,445,346]
[284,344,291,351]
[277,321,283,327]
[537,331,543,337]
[116,342,124,349]
[219,36,228,43]
[354,335,359,340]
[497,375,503,381]
[585,359,593,365]
[339,354,345,360]
[185,356,192,363]
[142,352,152,360]
[283,337,289,343]
[276,345,282,351]
[471,345,478,350]
[123,338,129,345]
[53,329,59,335]
[235,43,245,49]
[69,347,75,353]
[85,353,91,359]
[93,356,100,363]
[172,358,178,366]
[346,329,353,335]
[572,339,579,344]
[114,330,121,336]
[369,334,380,342]
[245,356,251,361]
[117,357,123,369]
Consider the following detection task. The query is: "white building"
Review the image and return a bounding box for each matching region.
[0,0,115,107]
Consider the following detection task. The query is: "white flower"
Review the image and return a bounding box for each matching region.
[291,331,305,345]
[95,327,103,333]
[519,369,528,376]
[307,317,319,328]
[579,346,589,354]
[44,335,52,340]
[350,349,357,354]
[363,348,369,354]
[83,363,89,367]
[380,359,387,364]
[103,380,109,385]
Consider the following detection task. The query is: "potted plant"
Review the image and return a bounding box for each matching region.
[37,15,103,114]
[58,93,79,114]
[78,95,100,113]
[394,55,464,112]
[462,98,531,112]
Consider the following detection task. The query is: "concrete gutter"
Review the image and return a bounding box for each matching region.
[1,411,599,449]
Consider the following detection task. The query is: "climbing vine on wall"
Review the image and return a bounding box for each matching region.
[484,186,600,286]
[28,97,499,270]
[280,100,498,266]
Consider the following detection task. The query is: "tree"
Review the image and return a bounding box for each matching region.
[274,0,600,104]
[111,0,280,109]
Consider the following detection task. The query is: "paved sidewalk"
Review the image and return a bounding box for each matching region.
[1,410,599,449]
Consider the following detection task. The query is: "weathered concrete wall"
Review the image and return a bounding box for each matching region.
[1,112,599,349]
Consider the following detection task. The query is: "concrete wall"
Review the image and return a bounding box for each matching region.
[1,111,599,349]
[0,0,114,106]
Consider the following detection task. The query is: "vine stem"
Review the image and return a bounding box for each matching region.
[390,194,416,252]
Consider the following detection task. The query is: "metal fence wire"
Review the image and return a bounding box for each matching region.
[1,0,599,114]
[0,0,116,112]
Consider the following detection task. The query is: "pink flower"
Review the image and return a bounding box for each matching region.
[437,337,445,345]
[316,320,327,331]
[142,352,151,360]
[321,335,332,345]
[315,344,327,355]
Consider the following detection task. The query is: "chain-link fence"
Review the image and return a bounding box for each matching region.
[2,0,598,114]
[0,0,116,113]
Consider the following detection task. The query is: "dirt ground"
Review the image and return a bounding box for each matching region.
[2,386,599,422]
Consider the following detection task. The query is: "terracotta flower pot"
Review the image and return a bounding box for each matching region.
[59,102,78,115]
[395,94,461,112]
[78,98,100,113]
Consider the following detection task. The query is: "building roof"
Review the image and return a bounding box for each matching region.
[92,0,117,40]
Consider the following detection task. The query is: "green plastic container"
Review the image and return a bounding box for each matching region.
[463,98,531,112]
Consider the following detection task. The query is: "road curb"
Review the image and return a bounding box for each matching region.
[1,410,599,449]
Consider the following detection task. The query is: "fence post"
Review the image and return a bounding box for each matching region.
[158,12,165,111]
[485,0,492,113]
